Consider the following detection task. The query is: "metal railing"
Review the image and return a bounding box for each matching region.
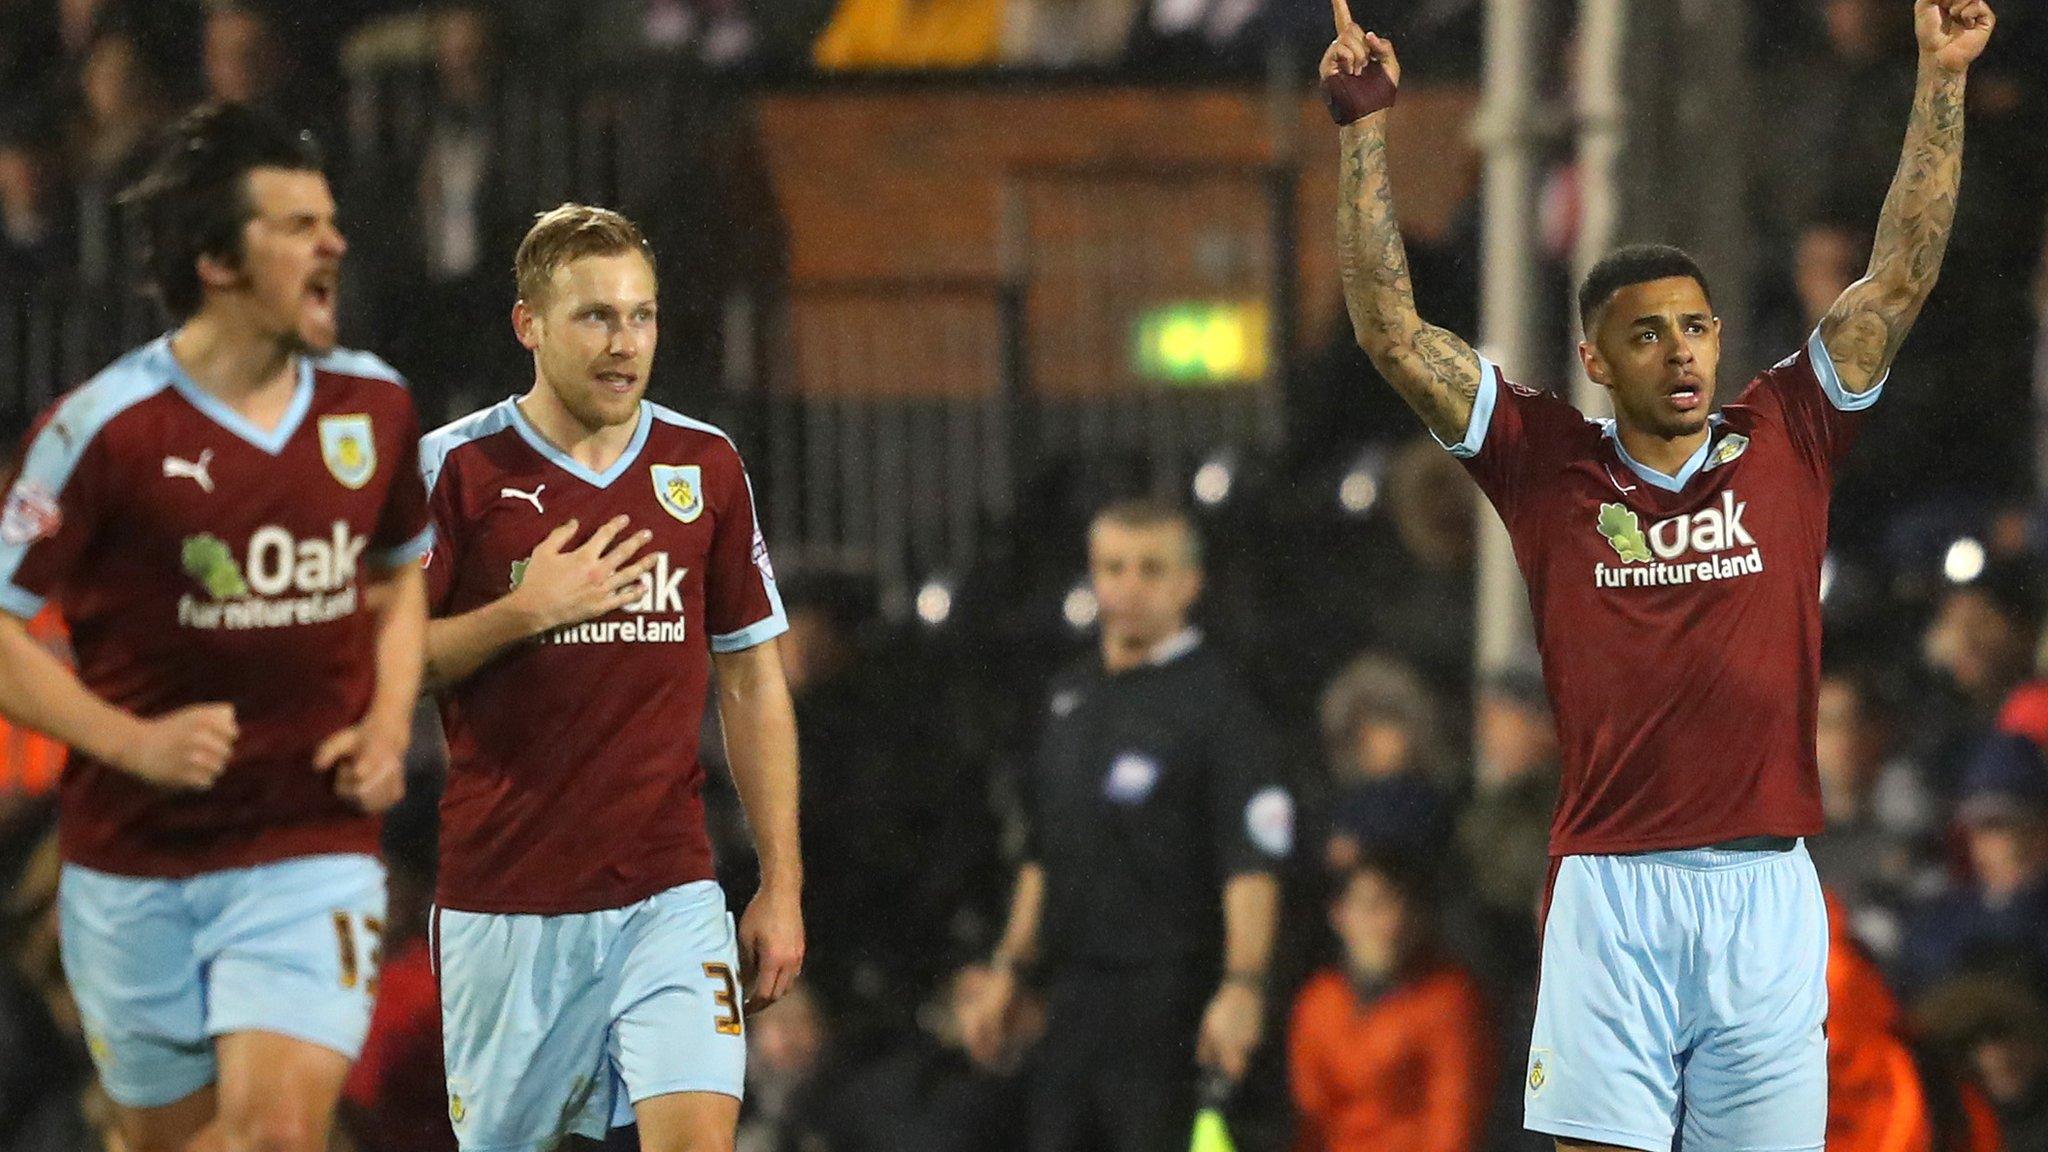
[0,269,157,433]
[762,279,1021,613]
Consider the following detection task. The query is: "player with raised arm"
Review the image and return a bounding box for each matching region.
[0,103,431,1152]
[420,204,803,1152]
[1321,2,1992,1150]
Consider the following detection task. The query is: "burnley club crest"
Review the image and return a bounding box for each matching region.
[652,464,704,523]
[319,414,376,490]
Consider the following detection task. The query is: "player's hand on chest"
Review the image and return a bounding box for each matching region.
[472,472,716,619]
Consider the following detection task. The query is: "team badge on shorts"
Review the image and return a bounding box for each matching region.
[1528,1050,1549,1094]
[652,465,705,523]
[319,414,377,489]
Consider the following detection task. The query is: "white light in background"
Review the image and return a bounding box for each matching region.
[1062,582,1099,632]
[1944,537,1987,585]
[1338,471,1380,516]
[1337,447,1387,517]
[1192,457,1234,507]
[915,579,954,627]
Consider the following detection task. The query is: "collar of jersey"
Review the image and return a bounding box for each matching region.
[1599,413,1724,493]
[506,397,652,489]
[1148,627,1203,666]
[156,335,315,457]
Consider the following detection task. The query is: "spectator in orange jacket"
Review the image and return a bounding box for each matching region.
[1289,851,1490,1152]
[0,418,66,798]
[1827,890,2002,1152]
[0,604,67,796]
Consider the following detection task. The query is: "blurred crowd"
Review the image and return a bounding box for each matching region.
[2,0,2048,1150]
[0,0,1453,414]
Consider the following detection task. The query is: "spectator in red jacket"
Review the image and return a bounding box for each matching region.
[1289,851,1491,1152]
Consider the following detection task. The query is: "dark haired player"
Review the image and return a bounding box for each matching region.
[1320,2,1994,1150]
[0,104,430,1152]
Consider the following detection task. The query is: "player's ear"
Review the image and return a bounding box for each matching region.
[512,300,539,351]
[1578,340,1611,390]
[194,249,244,294]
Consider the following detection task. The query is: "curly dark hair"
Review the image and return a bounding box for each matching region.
[119,102,324,321]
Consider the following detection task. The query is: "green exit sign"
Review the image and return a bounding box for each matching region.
[1132,302,1269,386]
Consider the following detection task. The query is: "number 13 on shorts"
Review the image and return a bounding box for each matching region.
[332,910,384,995]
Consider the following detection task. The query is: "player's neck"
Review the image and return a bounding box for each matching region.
[169,313,299,407]
[517,385,640,474]
[1613,420,1709,480]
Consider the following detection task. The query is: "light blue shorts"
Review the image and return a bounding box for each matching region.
[58,854,387,1109]
[436,879,746,1152]
[1525,841,1829,1152]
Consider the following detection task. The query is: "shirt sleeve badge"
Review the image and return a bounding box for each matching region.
[0,483,60,545]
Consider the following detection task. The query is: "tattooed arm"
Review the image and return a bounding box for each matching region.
[1326,27,1483,445]
[1818,0,1994,393]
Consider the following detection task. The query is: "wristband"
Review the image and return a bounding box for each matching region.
[1323,60,1398,125]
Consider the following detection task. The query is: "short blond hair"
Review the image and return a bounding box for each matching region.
[514,204,656,306]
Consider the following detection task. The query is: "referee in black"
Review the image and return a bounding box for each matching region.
[961,498,1291,1152]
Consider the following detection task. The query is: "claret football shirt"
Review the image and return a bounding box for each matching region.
[421,398,786,914]
[0,337,432,876]
[1438,330,1879,856]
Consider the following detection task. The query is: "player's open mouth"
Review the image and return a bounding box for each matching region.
[1667,381,1703,412]
[595,371,637,393]
[304,274,337,311]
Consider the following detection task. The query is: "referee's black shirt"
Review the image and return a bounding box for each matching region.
[1022,630,1292,970]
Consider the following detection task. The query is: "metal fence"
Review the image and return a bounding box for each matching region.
[763,279,1021,613]
[0,270,157,432]
[757,157,1295,610]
